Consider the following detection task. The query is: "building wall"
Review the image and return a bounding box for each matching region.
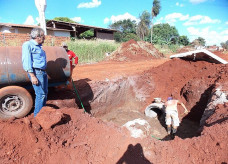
[0,26,13,33]
[96,31,114,40]
[54,31,70,37]
[0,32,69,46]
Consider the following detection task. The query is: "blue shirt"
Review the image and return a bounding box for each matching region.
[22,40,47,72]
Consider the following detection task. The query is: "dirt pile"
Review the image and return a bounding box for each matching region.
[108,39,164,61]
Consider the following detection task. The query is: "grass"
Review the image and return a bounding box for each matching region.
[154,44,180,57]
[66,39,120,64]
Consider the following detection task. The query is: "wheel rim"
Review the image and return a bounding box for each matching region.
[0,95,23,116]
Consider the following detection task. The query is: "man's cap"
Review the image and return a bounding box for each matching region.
[167,97,173,101]
[61,42,68,47]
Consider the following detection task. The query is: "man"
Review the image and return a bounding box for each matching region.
[61,42,78,71]
[164,97,189,136]
[22,28,48,117]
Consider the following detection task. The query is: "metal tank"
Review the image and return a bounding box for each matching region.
[0,46,71,120]
[0,46,71,88]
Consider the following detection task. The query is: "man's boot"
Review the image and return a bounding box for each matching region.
[172,128,177,134]
[171,128,177,139]
[167,126,171,134]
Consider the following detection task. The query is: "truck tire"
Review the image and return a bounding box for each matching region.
[0,86,33,120]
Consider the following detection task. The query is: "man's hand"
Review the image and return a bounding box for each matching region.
[31,76,38,85]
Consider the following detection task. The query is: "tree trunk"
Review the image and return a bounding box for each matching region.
[151,17,153,43]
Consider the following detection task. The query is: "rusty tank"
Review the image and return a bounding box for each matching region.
[0,46,71,87]
[0,46,71,119]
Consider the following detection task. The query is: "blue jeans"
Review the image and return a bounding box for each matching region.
[28,69,48,117]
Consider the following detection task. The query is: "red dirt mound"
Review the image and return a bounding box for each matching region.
[108,39,164,61]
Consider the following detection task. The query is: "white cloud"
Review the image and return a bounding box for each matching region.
[77,0,101,8]
[184,15,221,26]
[71,17,84,23]
[164,13,189,24]
[187,26,228,46]
[225,21,228,25]
[189,0,208,4]
[104,12,139,24]
[154,17,164,25]
[104,18,110,24]
[176,2,184,7]
[221,29,228,35]
[24,15,36,25]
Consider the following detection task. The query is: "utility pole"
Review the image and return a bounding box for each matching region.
[35,0,47,35]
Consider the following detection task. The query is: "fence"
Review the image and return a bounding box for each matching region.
[0,32,70,46]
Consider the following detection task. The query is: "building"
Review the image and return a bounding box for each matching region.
[0,23,71,36]
[46,20,117,40]
[0,21,117,40]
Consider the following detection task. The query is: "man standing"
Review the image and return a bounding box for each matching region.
[164,97,189,136]
[22,28,48,117]
[61,43,78,71]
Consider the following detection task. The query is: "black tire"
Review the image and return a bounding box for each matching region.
[0,86,33,120]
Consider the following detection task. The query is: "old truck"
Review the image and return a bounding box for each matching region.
[0,46,71,120]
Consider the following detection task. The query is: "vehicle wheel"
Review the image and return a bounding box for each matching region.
[0,86,33,120]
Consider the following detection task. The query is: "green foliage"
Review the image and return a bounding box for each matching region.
[113,32,123,42]
[220,40,228,49]
[113,32,140,42]
[154,44,180,56]
[109,19,137,34]
[152,23,179,45]
[66,39,120,63]
[79,30,94,39]
[136,10,151,40]
[178,35,190,46]
[151,0,161,43]
[122,33,140,42]
[197,37,206,46]
[53,17,76,23]
[152,0,161,17]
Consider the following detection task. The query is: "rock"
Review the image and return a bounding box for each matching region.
[35,107,64,130]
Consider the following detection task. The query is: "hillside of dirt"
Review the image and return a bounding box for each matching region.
[107,39,164,61]
[0,41,227,164]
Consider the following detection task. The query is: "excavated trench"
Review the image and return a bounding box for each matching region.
[1,58,227,163]
[47,59,227,141]
[77,77,214,140]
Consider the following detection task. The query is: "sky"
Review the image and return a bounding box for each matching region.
[0,0,228,46]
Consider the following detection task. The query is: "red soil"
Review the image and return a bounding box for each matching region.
[0,41,227,164]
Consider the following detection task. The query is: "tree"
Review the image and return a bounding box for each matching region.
[122,33,140,42]
[53,17,76,23]
[151,0,161,43]
[152,23,179,45]
[220,40,228,49]
[136,10,151,40]
[109,19,137,34]
[197,37,206,46]
[109,19,137,42]
[79,30,94,39]
[178,35,190,46]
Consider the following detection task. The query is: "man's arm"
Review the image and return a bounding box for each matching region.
[178,101,189,114]
[22,42,38,85]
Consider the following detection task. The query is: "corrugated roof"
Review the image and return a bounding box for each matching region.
[46,20,118,32]
[0,22,71,32]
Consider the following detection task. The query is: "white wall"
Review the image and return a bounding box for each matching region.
[0,26,13,33]
[53,31,70,37]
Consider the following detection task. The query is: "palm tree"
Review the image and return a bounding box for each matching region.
[151,0,161,43]
[136,11,151,40]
